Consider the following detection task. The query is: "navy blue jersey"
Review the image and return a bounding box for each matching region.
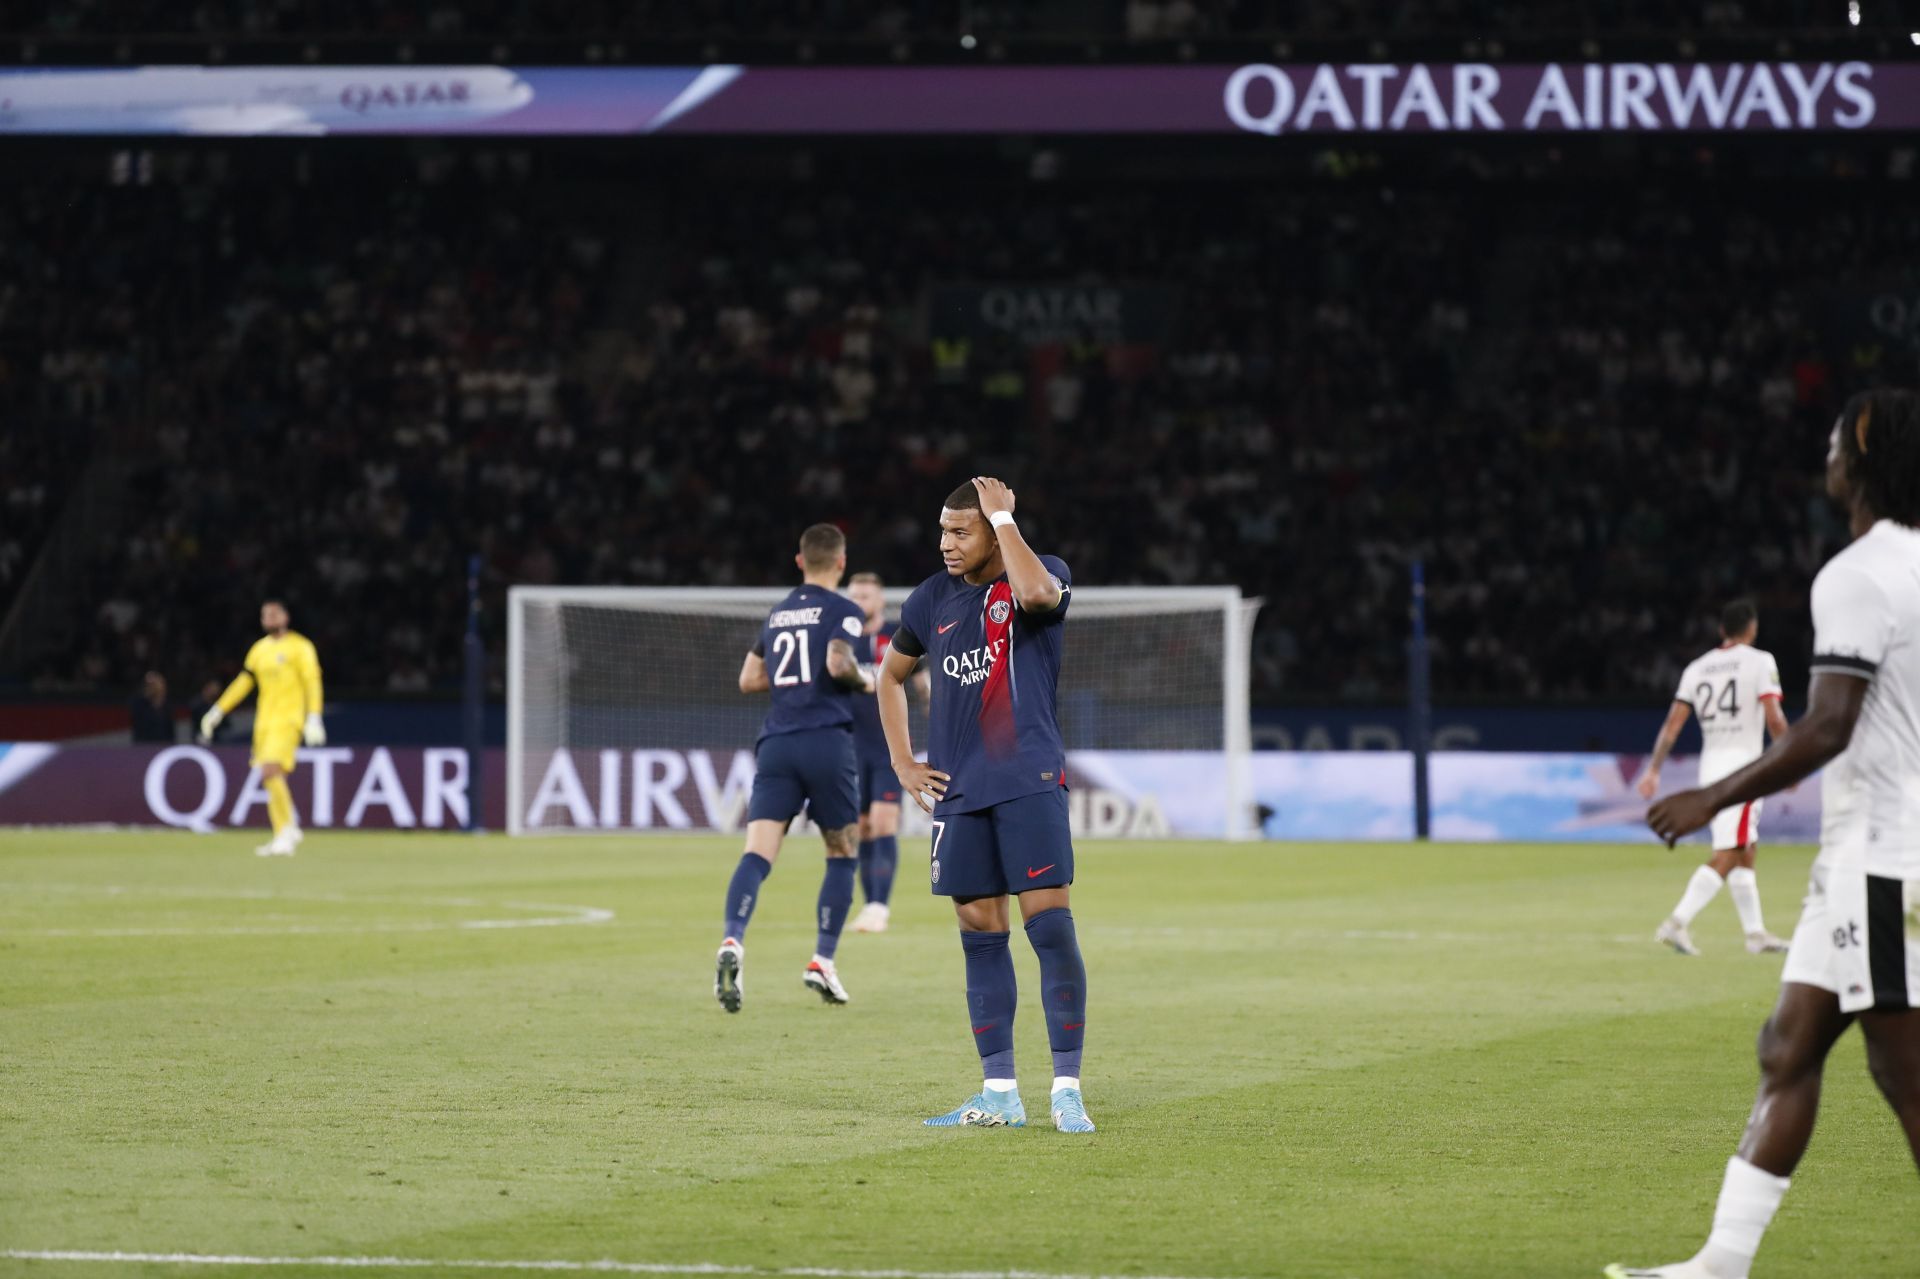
[848,620,899,764]
[751,586,867,743]
[892,555,1071,815]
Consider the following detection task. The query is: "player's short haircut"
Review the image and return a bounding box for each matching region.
[1719,598,1757,638]
[1838,388,1920,528]
[943,481,981,511]
[849,572,883,587]
[261,598,287,612]
[798,523,846,570]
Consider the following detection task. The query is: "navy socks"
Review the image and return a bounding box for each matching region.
[960,930,1017,1080]
[1025,906,1087,1080]
[721,852,771,942]
[815,857,856,959]
[863,834,898,905]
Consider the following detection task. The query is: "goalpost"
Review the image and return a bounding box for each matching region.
[507,586,1260,840]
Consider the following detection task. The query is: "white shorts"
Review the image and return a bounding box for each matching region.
[1780,862,1920,1013]
[1708,798,1762,851]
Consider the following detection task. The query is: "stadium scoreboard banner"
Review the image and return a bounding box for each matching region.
[0,61,1904,136]
[0,742,1821,843]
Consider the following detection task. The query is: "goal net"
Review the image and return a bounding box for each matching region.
[508,586,1260,839]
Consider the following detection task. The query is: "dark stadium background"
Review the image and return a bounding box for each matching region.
[2,1,1917,758]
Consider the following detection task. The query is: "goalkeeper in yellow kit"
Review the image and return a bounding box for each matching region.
[198,600,326,856]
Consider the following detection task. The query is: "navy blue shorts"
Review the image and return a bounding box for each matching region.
[858,755,902,811]
[929,787,1074,899]
[747,727,859,831]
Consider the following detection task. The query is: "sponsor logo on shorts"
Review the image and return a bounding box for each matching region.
[1027,864,1056,879]
[930,858,941,885]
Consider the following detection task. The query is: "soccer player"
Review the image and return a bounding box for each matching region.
[846,571,909,934]
[1635,599,1791,957]
[876,477,1094,1134]
[197,600,326,857]
[1611,390,1920,1279]
[716,523,870,1013]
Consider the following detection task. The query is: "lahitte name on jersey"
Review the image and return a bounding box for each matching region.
[941,637,1008,687]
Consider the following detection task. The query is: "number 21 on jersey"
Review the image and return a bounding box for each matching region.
[771,630,813,686]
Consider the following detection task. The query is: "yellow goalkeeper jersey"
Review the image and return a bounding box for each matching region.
[216,630,323,734]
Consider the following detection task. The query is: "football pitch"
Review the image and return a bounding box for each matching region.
[2,831,1914,1279]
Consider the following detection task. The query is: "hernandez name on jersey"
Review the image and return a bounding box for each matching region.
[752,586,866,743]
[892,555,1071,815]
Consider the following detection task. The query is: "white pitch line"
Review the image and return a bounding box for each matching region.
[1336,928,1648,946]
[0,1253,1224,1279]
[1093,925,1649,946]
[0,897,613,938]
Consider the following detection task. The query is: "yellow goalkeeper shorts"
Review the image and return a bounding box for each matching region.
[251,722,302,773]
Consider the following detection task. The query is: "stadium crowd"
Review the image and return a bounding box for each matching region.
[0,181,134,626]
[1,153,1908,704]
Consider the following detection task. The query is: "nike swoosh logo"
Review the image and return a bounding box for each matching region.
[937,621,959,634]
[1063,1022,1084,1031]
[1026,864,1056,879]
[972,1023,995,1034]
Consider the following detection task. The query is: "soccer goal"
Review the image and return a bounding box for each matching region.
[507,586,1261,839]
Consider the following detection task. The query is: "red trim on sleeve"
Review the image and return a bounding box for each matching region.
[1758,692,1783,701]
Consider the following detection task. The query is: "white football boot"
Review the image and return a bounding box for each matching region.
[715,939,744,1013]
[803,955,850,1004]
[255,827,301,857]
[1655,917,1700,956]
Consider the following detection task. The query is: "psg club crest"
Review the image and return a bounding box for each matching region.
[931,858,941,885]
[988,599,1012,624]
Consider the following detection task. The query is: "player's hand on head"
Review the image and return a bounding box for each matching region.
[971,476,1015,519]
[1647,788,1714,848]
[896,760,950,813]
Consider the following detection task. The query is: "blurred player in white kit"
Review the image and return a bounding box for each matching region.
[1636,599,1791,956]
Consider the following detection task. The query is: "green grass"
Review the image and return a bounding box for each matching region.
[1,831,1914,1279]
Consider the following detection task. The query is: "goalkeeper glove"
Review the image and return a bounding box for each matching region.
[198,706,223,742]
[303,713,327,747]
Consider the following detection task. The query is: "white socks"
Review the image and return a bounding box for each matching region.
[1695,1156,1790,1278]
[1726,867,1765,934]
[981,1078,1084,1095]
[1673,865,1726,926]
